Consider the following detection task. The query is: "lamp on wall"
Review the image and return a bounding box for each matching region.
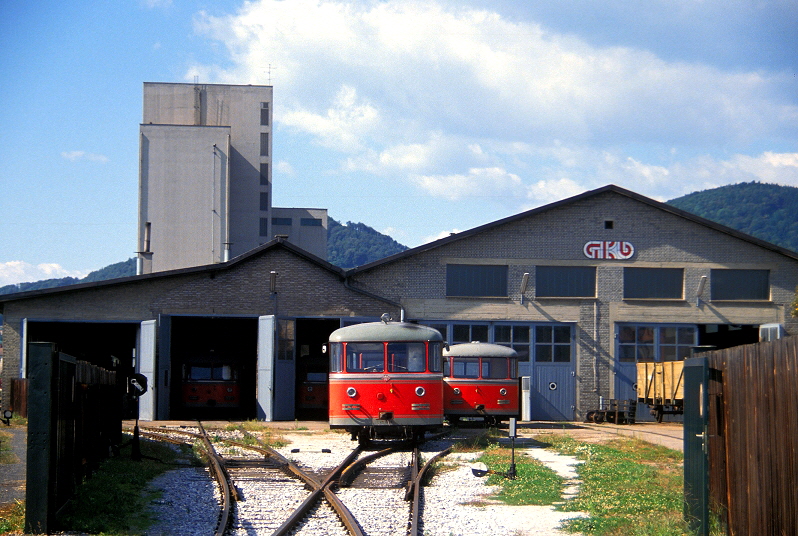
[520,272,530,304]
[695,275,707,306]
[270,271,278,294]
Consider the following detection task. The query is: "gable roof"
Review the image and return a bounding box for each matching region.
[349,184,798,273]
[0,238,345,306]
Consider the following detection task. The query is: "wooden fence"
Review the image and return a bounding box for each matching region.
[705,337,798,535]
[10,378,28,417]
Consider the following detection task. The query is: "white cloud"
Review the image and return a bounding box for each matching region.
[411,167,523,201]
[280,86,381,152]
[189,0,798,244]
[0,261,88,287]
[422,228,465,244]
[61,151,109,163]
[193,0,797,148]
[275,160,295,176]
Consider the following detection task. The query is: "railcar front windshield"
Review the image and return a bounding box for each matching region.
[345,342,385,372]
[452,357,481,378]
[446,357,515,379]
[483,357,510,379]
[187,364,234,381]
[387,342,426,372]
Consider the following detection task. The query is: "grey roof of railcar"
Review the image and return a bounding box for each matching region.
[329,321,444,343]
[443,342,518,358]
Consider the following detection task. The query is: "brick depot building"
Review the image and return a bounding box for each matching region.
[2,185,797,421]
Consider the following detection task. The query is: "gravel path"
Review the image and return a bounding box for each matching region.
[139,429,589,535]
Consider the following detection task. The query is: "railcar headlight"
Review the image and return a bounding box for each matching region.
[346,387,357,398]
[415,386,426,397]
[453,388,461,395]
[499,388,507,396]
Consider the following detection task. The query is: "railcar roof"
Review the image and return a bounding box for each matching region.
[329,321,443,343]
[443,342,518,358]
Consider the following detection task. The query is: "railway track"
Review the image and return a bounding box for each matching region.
[125,422,452,535]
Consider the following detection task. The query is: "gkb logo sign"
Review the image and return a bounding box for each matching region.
[583,241,634,260]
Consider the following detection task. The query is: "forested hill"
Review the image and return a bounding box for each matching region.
[0,258,137,296]
[667,182,798,253]
[327,218,408,269]
[0,219,408,295]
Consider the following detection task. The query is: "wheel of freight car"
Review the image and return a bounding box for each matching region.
[592,412,605,424]
[585,411,596,423]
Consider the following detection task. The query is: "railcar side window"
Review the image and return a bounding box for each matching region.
[346,342,384,372]
[330,342,343,372]
[428,342,443,372]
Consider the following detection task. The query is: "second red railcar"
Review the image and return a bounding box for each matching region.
[443,342,520,425]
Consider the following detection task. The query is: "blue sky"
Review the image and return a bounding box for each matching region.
[1,0,797,286]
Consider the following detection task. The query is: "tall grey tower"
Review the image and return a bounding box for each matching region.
[137,82,327,274]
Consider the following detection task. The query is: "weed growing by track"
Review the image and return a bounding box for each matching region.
[544,435,688,535]
[55,437,198,534]
[479,443,564,505]
[0,499,25,534]
[229,420,289,447]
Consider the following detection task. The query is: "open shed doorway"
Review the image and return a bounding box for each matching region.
[294,318,340,420]
[26,321,139,417]
[170,317,258,421]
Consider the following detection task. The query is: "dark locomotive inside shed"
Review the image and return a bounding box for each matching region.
[294,318,340,420]
[170,316,258,420]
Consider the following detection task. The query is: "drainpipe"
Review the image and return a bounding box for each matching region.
[593,301,600,394]
[344,276,406,322]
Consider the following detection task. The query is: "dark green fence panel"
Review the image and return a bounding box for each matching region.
[683,356,709,535]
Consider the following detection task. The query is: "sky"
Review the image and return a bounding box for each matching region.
[1,0,797,286]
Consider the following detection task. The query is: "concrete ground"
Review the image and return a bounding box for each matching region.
[514,421,684,451]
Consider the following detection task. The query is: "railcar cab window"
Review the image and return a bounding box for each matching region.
[444,357,513,379]
[387,342,426,372]
[330,342,344,372]
[334,341,442,373]
[345,342,384,372]
[186,364,234,381]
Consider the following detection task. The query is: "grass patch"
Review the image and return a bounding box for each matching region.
[55,436,199,534]
[451,428,502,452]
[0,430,17,464]
[228,421,289,448]
[0,499,25,534]
[543,435,688,535]
[478,444,564,505]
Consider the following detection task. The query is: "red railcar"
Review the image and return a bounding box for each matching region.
[182,362,240,408]
[328,318,444,443]
[443,342,519,425]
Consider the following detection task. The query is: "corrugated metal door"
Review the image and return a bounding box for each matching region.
[137,320,157,421]
[256,315,275,420]
[531,363,575,420]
